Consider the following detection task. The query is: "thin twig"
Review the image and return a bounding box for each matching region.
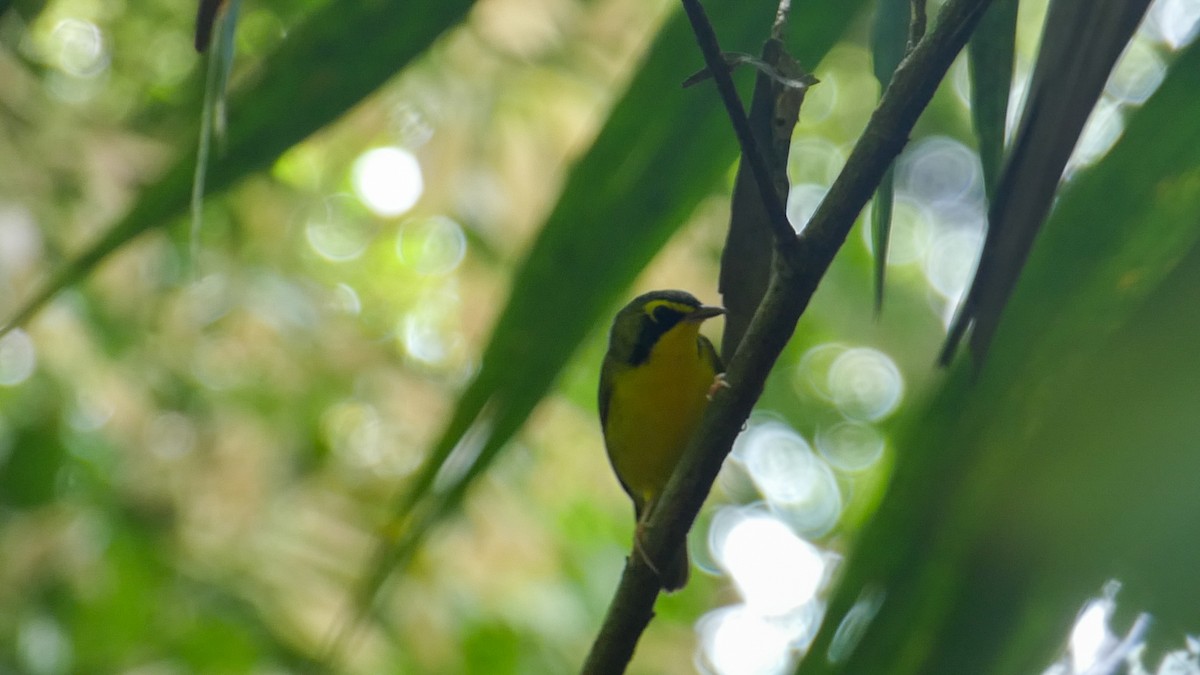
[772,0,791,40]
[680,0,799,253]
[580,0,993,672]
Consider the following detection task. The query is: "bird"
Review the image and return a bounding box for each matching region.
[598,289,725,591]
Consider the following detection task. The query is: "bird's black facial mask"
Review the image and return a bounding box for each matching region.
[628,301,693,366]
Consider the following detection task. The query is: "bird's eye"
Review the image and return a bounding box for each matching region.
[652,305,676,324]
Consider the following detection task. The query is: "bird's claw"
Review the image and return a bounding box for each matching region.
[706,373,731,401]
[633,522,664,578]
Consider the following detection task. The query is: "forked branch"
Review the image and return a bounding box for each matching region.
[581,0,993,672]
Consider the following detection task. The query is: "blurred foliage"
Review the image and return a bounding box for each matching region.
[1,0,1198,674]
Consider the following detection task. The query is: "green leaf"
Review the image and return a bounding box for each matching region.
[966,0,1018,201]
[943,0,1153,364]
[801,34,1200,675]
[191,0,243,258]
[869,167,895,312]
[868,0,911,313]
[1,0,475,335]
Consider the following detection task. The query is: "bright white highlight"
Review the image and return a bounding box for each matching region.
[696,606,796,675]
[1146,0,1200,49]
[352,147,423,217]
[785,183,830,234]
[1043,581,1169,675]
[1071,599,1114,673]
[712,509,828,615]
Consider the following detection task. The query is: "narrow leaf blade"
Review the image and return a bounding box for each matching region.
[868,0,911,313]
[966,0,1018,201]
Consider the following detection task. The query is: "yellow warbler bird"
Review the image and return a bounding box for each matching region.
[599,290,725,591]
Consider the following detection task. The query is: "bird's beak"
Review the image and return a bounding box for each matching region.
[687,305,726,322]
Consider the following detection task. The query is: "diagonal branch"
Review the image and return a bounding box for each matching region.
[580,0,993,672]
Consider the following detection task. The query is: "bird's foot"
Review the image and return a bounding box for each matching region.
[706,373,731,400]
[633,522,665,579]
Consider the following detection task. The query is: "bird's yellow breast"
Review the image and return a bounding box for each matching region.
[603,322,717,511]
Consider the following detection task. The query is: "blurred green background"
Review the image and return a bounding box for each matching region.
[2,0,1199,673]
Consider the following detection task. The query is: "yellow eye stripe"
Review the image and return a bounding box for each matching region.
[642,300,695,320]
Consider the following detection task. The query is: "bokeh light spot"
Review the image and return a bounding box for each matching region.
[0,329,37,386]
[733,424,843,536]
[738,424,817,504]
[0,204,45,276]
[899,137,982,210]
[182,273,233,328]
[50,19,107,78]
[322,401,385,471]
[816,421,885,472]
[404,315,451,368]
[305,195,373,262]
[329,283,362,316]
[796,65,839,124]
[794,343,848,401]
[924,225,984,300]
[396,216,467,275]
[400,293,468,376]
[770,466,843,538]
[17,614,72,675]
[67,386,114,432]
[827,348,903,422]
[712,508,828,615]
[861,196,933,266]
[788,137,845,186]
[352,146,423,217]
[696,605,799,675]
[144,411,197,460]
